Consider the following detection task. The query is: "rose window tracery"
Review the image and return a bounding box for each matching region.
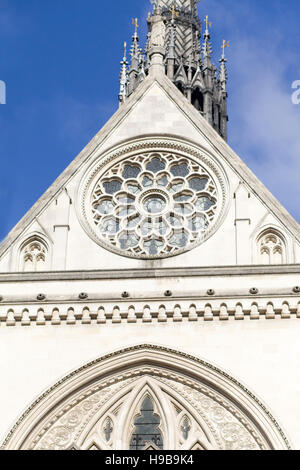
[89,151,221,258]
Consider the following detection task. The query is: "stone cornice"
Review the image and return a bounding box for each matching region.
[0,264,300,282]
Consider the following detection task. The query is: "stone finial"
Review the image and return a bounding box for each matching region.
[219,40,229,91]
[118,42,129,105]
[202,15,213,62]
[130,18,141,70]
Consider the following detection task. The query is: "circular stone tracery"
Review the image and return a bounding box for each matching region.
[85,147,223,259]
[143,195,167,214]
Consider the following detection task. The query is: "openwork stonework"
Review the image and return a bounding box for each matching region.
[2,346,290,450]
[258,230,286,265]
[80,140,227,259]
[20,238,48,272]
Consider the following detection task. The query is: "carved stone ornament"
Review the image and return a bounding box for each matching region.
[78,138,228,259]
[2,345,290,450]
[151,17,166,48]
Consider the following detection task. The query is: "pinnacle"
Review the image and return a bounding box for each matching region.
[117,0,229,140]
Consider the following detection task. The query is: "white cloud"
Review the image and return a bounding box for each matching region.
[229,41,300,223]
[199,0,300,223]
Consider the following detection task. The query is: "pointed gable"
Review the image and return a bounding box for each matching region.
[0,70,299,271]
[191,67,206,90]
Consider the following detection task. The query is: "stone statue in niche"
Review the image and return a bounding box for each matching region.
[150,17,166,48]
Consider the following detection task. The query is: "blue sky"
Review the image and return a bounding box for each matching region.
[0,0,300,241]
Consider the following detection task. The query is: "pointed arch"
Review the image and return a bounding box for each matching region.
[191,87,204,113]
[189,440,206,450]
[256,228,288,265]
[16,232,52,272]
[129,395,163,450]
[1,345,290,450]
[116,378,169,450]
[175,81,185,95]
[250,222,293,264]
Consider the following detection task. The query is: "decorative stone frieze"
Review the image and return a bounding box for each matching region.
[0,299,299,327]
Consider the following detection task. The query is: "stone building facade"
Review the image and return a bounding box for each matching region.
[0,1,299,450]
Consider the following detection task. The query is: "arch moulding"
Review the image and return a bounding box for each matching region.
[1,345,290,451]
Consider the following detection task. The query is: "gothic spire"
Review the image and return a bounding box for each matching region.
[127,18,144,94]
[166,5,178,79]
[151,0,200,13]
[118,42,128,105]
[219,39,229,91]
[138,49,146,82]
[194,28,202,68]
[202,15,213,64]
[130,18,141,72]
[117,0,229,141]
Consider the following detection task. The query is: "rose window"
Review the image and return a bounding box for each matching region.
[88,150,221,258]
